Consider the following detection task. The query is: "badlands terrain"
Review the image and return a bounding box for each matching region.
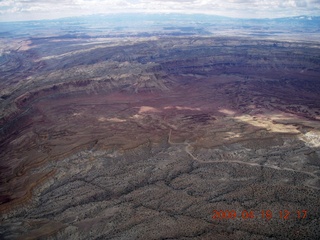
[0,15,320,239]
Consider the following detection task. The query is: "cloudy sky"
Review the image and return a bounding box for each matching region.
[0,0,319,22]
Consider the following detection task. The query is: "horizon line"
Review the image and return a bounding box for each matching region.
[1,12,319,23]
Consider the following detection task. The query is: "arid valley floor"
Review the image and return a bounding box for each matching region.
[1,16,320,239]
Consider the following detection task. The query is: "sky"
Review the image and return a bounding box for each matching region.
[0,0,320,22]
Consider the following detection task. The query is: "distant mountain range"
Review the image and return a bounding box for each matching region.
[1,13,319,38]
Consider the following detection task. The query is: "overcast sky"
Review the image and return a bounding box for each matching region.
[0,0,319,22]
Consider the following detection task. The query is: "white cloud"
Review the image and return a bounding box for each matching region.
[0,0,319,21]
[0,1,12,7]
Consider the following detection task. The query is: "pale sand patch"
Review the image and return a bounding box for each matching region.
[225,132,242,139]
[164,106,201,111]
[176,106,201,111]
[130,114,142,119]
[107,118,126,123]
[138,106,160,114]
[98,117,126,122]
[18,40,32,51]
[234,114,300,134]
[300,131,320,147]
[98,117,106,122]
[219,109,236,115]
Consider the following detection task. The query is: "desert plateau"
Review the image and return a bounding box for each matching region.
[0,13,320,239]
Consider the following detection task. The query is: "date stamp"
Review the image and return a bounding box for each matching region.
[212,209,307,220]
